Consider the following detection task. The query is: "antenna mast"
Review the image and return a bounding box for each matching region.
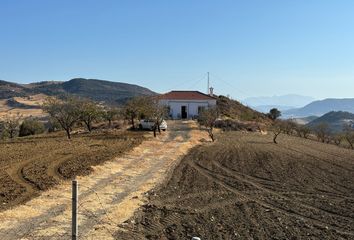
[207,72,210,94]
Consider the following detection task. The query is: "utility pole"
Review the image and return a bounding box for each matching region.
[207,72,210,94]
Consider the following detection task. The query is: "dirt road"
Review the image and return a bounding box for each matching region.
[0,121,206,240]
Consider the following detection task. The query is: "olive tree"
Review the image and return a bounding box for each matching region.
[43,97,82,139]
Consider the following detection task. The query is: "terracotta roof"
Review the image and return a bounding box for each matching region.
[159,91,217,100]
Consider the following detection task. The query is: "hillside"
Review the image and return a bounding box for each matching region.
[0,78,156,105]
[0,95,46,119]
[283,98,354,118]
[0,80,31,99]
[217,95,268,122]
[307,111,354,132]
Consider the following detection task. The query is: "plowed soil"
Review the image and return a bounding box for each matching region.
[118,132,354,239]
[0,129,143,211]
[0,120,208,240]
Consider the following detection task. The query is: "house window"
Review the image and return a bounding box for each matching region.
[198,106,205,114]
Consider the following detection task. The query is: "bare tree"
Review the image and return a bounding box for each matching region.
[43,97,82,139]
[123,97,147,129]
[152,102,168,137]
[79,100,103,132]
[270,120,284,144]
[198,106,219,142]
[141,97,169,137]
[343,124,354,149]
[314,123,331,143]
[332,133,344,146]
[283,120,297,135]
[103,107,120,128]
[296,125,311,139]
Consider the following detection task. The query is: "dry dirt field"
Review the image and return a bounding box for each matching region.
[0,120,207,239]
[0,94,47,119]
[118,132,354,239]
[0,129,144,210]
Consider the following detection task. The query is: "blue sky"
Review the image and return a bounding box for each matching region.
[1,0,353,100]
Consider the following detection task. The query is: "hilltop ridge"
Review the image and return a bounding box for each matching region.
[0,78,156,105]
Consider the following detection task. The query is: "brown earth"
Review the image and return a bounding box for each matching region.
[0,120,207,239]
[118,132,354,240]
[0,129,144,211]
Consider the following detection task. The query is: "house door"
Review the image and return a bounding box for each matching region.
[181,106,187,119]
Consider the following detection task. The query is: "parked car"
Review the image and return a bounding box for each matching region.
[139,119,167,131]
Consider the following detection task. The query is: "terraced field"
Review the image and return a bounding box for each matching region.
[119,132,354,239]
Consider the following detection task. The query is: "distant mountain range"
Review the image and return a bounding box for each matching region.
[0,78,155,105]
[283,98,354,118]
[250,105,295,113]
[243,94,315,113]
[307,111,354,132]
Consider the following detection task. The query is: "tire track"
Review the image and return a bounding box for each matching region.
[189,161,354,237]
[212,160,354,220]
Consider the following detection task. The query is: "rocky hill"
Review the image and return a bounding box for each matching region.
[0,78,156,105]
[307,111,354,132]
[0,80,31,99]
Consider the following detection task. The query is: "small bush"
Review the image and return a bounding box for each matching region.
[0,121,6,139]
[46,118,62,133]
[19,119,45,137]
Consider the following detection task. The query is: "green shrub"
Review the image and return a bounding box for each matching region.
[46,118,62,133]
[19,118,45,137]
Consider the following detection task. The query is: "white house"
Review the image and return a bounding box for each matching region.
[159,91,217,119]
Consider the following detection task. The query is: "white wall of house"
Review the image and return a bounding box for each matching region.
[159,99,217,119]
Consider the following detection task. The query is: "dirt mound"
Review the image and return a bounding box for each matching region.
[117,132,354,239]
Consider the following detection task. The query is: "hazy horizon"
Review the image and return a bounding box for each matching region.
[1,1,354,100]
